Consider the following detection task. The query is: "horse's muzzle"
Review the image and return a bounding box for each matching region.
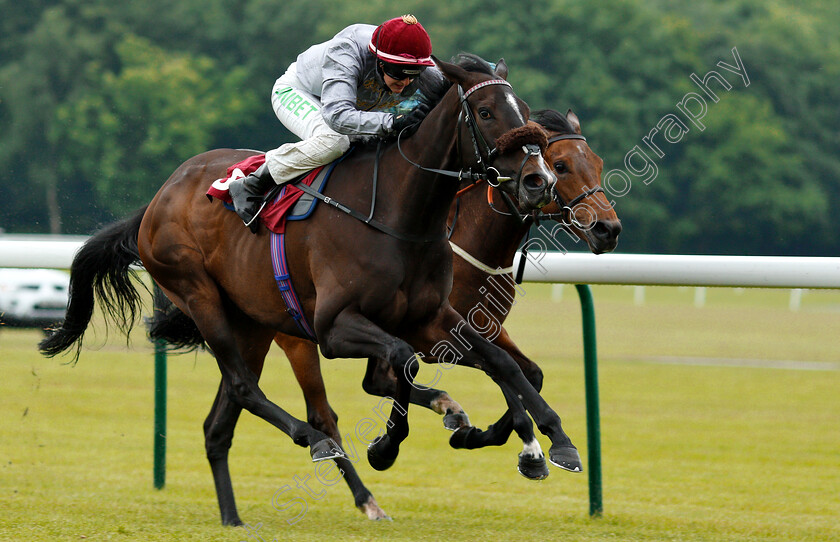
[587,219,622,254]
[519,167,556,210]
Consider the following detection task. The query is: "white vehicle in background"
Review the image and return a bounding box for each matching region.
[0,268,69,331]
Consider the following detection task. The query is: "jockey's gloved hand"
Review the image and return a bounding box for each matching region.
[392,102,432,136]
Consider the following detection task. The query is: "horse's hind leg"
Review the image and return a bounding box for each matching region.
[204,378,247,526]
[362,356,470,430]
[275,334,389,520]
[154,270,342,461]
[202,327,288,526]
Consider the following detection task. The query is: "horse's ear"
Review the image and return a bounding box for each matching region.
[494,58,508,80]
[566,109,582,134]
[433,55,469,85]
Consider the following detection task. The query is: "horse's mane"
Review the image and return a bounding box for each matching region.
[418,53,497,107]
[531,109,576,135]
[354,53,496,148]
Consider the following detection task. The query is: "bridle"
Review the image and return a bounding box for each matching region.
[397,78,544,190]
[457,80,545,189]
[483,132,604,227]
[447,130,607,284]
[538,134,605,225]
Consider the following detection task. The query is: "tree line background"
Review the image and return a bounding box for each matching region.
[1,0,838,255]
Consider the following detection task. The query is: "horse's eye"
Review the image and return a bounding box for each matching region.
[554,161,568,174]
[478,108,492,120]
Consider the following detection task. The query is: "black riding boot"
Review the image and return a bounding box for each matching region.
[228,164,276,232]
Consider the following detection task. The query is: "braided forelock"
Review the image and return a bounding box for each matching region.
[495,123,548,155]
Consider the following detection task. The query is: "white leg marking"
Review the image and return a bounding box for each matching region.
[522,438,544,458]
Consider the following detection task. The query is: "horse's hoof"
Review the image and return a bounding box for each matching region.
[367,436,399,471]
[517,453,550,480]
[222,516,243,527]
[310,438,345,462]
[449,426,479,449]
[358,496,391,521]
[442,408,471,431]
[549,444,583,472]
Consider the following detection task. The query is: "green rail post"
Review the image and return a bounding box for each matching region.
[575,284,602,517]
[152,285,167,490]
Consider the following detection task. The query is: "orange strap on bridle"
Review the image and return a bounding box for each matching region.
[454,178,486,198]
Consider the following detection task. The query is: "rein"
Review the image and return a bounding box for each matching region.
[292,142,444,243]
[291,78,543,245]
[455,178,485,198]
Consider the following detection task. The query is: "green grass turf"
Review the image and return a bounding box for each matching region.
[1,284,838,541]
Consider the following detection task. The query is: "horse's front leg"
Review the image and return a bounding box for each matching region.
[362,356,470,430]
[318,309,417,471]
[451,326,544,448]
[408,306,582,474]
[449,327,567,478]
[403,307,542,478]
[492,329,582,472]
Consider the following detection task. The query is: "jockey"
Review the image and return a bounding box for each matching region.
[229,14,440,229]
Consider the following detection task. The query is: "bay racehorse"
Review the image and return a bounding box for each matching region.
[360,107,622,449]
[40,55,581,525]
[148,109,620,518]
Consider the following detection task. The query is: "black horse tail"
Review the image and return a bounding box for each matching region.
[146,286,208,353]
[39,206,148,361]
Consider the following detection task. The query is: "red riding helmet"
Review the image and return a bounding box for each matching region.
[369,14,434,67]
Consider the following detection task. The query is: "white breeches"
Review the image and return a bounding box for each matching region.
[265,62,351,183]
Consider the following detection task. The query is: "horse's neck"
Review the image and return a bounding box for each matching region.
[381,93,466,237]
[449,186,531,270]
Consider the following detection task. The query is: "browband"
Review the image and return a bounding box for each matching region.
[462,79,512,100]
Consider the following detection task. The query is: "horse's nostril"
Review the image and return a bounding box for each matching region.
[592,222,607,239]
[523,174,545,190]
[593,220,622,240]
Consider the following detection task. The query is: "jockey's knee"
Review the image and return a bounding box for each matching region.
[310,132,350,160]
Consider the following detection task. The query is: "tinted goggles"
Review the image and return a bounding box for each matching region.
[380,62,426,80]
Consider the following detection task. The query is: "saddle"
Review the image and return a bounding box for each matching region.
[207,154,336,233]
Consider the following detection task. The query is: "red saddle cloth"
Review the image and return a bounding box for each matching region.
[207,154,323,234]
